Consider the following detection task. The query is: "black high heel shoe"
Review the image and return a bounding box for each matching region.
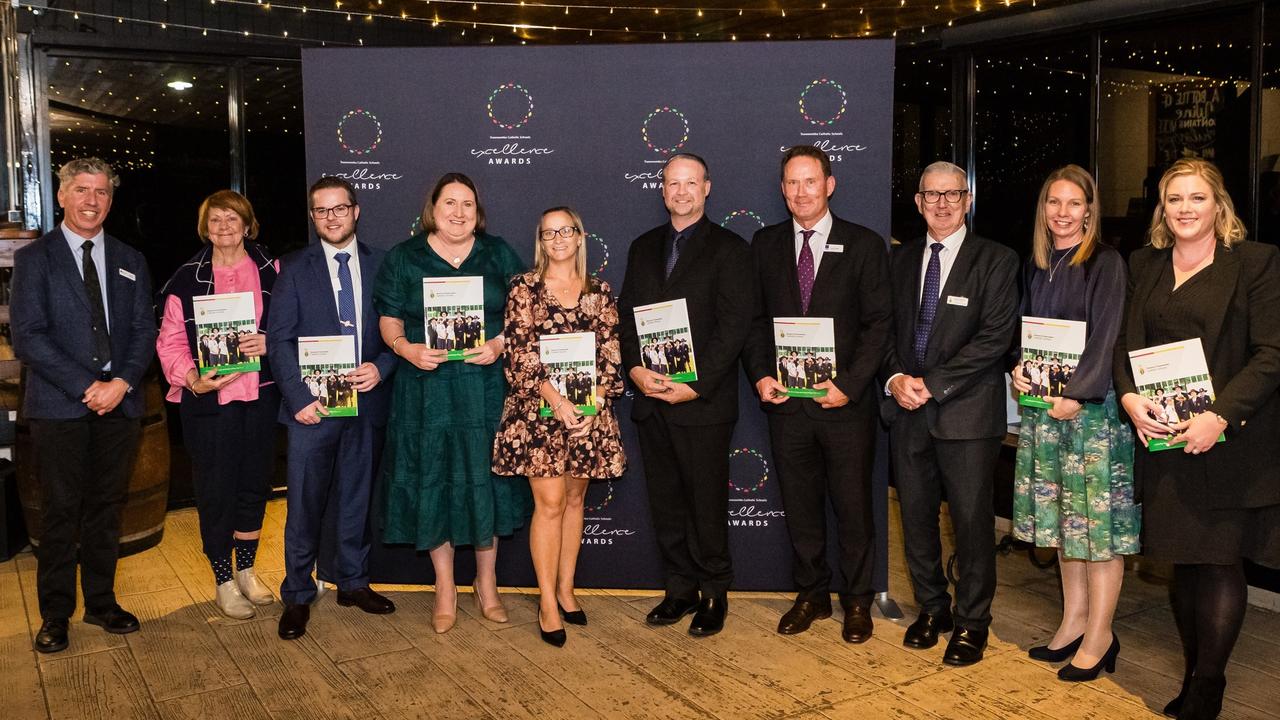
[558,600,587,626]
[1057,634,1120,682]
[1028,634,1084,662]
[539,616,567,647]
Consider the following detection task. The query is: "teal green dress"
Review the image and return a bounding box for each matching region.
[374,232,531,550]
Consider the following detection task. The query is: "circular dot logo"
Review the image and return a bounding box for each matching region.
[798,78,848,127]
[727,447,769,494]
[586,232,610,278]
[585,479,614,515]
[487,82,535,130]
[337,108,382,156]
[721,209,766,237]
[641,106,690,156]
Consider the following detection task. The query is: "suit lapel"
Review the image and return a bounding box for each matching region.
[50,229,94,314]
[309,245,342,332]
[357,243,380,356]
[777,228,802,315]
[901,239,926,322]
[103,237,132,331]
[1126,247,1170,355]
[809,223,845,314]
[1199,245,1239,363]
[664,220,710,289]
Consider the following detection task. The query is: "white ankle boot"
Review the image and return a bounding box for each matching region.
[216,580,255,619]
[235,567,275,605]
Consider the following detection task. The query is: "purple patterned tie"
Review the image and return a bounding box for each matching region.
[913,242,945,367]
[797,229,816,314]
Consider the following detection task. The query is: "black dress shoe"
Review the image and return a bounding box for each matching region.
[1057,634,1120,682]
[902,611,954,649]
[646,595,699,626]
[1028,634,1084,662]
[841,604,874,644]
[558,601,587,626]
[278,603,311,640]
[688,596,727,637]
[83,604,140,634]
[35,619,69,654]
[943,626,989,666]
[337,587,396,614]
[777,598,832,635]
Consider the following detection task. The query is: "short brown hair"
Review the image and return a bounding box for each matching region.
[780,145,832,181]
[421,173,486,235]
[1148,158,1246,249]
[197,190,259,242]
[309,176,358,207]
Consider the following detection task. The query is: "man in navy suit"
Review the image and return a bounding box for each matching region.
[268,177,398,640]
[11,158,157,653]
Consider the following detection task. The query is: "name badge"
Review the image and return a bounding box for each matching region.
[825,244,844,253]
[118,268,136,281]
[946,295,968,307]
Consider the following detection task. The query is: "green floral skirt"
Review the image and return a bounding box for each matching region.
[1013,392,1140,561]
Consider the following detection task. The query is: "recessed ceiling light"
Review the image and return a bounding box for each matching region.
[167,80,193,90]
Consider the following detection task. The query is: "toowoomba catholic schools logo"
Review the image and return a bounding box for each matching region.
[625,106,691,189]
[581,480,638,546]
[720,209,767,238]
[329,107,403,191]
[781,78,866,164]
[471,82,554,166]
[727,447,785,527]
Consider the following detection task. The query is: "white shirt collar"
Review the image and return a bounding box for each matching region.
[62,221,105,248]
[321,236,359,265]
[792,210,833,241]
[925,224,966,248]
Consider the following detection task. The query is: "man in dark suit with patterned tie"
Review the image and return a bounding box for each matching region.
[618,153,755,637]
[880,161,1019,666]
[268,177,398,640]
[744,145,892,644]
[11,158,156,653]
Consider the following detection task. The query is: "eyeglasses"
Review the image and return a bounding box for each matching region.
[310,203,354,219]
[916,189,969,204]
[539,226,580,241]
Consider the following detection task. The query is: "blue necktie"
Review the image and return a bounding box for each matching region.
[335,252,359,358]
[913,242,944,368]
[665,232,685,280]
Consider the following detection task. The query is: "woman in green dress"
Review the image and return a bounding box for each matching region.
[1011,165,1138,682]
[375,172,530,634]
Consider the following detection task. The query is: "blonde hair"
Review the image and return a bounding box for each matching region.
[1148,158,1246,249]
[534,206,590,294]
[1031,164,1101,270]
[197,190,260,242]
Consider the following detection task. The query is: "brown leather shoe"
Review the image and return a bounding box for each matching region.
[841,604,873,644]
[777,597,832,635]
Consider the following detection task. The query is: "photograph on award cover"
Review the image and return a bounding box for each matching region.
[298,335,359,418]
[1018,317,1087,409]
[1128,337,1224,452]
[632,298,698,382]
[539,332,598,417]
[773,317,836,398]
[423,276,485,361]
[193,291,261,374]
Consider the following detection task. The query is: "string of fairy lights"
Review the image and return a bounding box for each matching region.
[18,0,1048,45]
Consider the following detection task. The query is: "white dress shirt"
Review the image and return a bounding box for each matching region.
[792,211,834,275]
[322,237,363,342]
[916,225,967,301]
[63,222,112,370]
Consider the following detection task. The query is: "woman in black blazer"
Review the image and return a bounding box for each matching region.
[1113,159,1280,720]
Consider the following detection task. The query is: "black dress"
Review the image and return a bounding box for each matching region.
[1140,260,1280,565]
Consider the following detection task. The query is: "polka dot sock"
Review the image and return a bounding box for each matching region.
[209,555,234,585]
[234,538,259,571]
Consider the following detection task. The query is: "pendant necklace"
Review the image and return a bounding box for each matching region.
[1047,244,1078,283]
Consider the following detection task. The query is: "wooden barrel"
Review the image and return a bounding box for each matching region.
[15,371,170,557]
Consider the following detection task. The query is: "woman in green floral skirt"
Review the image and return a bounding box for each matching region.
[1011,165,1139,682]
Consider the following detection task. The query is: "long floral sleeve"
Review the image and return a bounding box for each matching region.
[502,276,546,400]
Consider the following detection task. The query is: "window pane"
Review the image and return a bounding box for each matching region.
[973,40,1091,253]
[245,62,308,258]
[893,55,953,243]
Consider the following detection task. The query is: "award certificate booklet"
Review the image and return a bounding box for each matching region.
[773,317,836,398]
[193,291,261,375]
[539,332,598,418]
[298,335,358,418]
[1018,316,1087,409]
[632,298,698,383]
[1128,337,1225,452]
[423,276,485,361]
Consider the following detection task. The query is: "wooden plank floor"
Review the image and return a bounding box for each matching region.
[1,499,1278,720]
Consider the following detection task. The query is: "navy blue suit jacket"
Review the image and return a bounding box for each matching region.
[11,227,156,419]
[268,240,396,426]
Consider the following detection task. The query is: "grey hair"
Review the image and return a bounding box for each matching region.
[918,161,968,191]
[57,157,120,191]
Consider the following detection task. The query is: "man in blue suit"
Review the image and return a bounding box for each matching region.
[11,158,157,653]
[268,177,397,640]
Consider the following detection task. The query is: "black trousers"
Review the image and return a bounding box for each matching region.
[179,385,278,562]
[637,411,734,599]
[30,411,141,620]
[768,409,876,608]
[890,410,1000,630]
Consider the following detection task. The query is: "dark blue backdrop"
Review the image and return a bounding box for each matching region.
[302,40,895,591]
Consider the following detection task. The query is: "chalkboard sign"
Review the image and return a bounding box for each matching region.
[1156,82,1225,164]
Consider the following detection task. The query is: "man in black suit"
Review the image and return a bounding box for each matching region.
[744,145,892,643]
[880,161,1019,666]
[618,153,755,637]
[10,158,157,653]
